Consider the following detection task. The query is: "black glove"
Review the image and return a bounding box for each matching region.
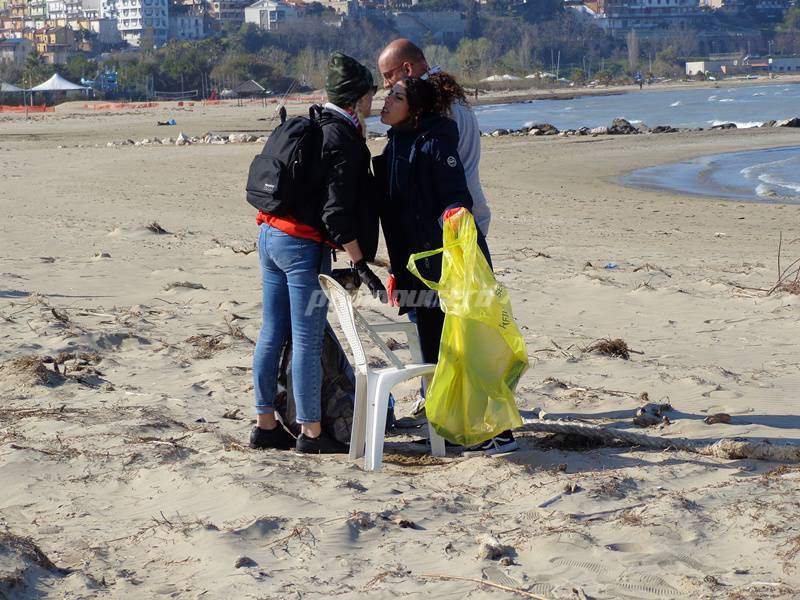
[354,259,387,303]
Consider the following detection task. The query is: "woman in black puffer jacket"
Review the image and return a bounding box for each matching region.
[374,74,518,456]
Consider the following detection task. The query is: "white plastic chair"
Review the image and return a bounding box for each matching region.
[318,274,446,471]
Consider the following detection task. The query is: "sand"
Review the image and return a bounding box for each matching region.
[2,101,800,599]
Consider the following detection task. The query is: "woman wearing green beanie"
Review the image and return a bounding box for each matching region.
[251,52,384,454]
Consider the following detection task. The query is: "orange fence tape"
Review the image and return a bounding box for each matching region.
[0,105,55,113]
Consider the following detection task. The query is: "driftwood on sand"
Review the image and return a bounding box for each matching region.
[521,417,800,463]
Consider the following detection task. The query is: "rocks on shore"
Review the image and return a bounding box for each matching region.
[528,123,560,136]
[101,114,800,148]
[106,132,267,148]
[650,125,678,134]
[479,115,800,139]
[776,117,800,128]
[609,118,638,135]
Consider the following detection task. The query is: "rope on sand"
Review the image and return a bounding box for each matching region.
[519,418,800,463]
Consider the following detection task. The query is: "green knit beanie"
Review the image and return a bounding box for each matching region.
[325,52,376,107]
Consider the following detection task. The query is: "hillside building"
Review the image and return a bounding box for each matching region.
[32,24,75,62]
[105,0,168,46]
[243,0,298,30]
[592,0,710,34]
[168,2,203,38]
[0,35,33,63]
[208,0,251,26]
[390,9,465,45]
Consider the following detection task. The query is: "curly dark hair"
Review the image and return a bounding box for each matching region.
[402,77,438,126]
[428,71,468,115]
[402,71,468,127]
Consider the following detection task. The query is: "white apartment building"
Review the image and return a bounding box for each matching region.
[244,0,298,30]
[107,0,168,46]
[46,0,83,20]
[168,5,203,39]
[80,0,101,17]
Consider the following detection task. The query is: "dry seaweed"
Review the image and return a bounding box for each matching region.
[0,355,64,387]
[185,333,228,358]
[764,232,800,295]
[225,317,255,345]
[583,338,638,360]
[776,281,800,295]
[164,281,206,291]
[0,531,70,575]
[146,221,169,234]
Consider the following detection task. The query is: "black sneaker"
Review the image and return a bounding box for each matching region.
[412,437,462,449]
[462,431,520,457]
[249,425,296,450]
[295,431,348,455]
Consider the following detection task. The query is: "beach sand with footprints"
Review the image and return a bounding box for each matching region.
[2,100,800,598]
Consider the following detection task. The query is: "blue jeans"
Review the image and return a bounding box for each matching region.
[252,224,331,423]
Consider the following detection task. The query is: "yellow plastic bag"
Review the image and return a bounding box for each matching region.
[407,209,527,446]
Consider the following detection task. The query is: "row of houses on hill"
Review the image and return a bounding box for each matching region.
[568,0,794,35]
[0,0,466,63]
[243,0,464,43]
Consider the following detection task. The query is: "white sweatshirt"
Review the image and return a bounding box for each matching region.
[451,101,491,236]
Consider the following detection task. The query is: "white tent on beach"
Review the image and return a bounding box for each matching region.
[1,81,25,92]
[481,74,522,82]
[30,73,88,92]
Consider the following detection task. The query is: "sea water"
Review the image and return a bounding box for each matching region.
[368,83,800,133]
[622,146,800,204]
[473,83,800,131]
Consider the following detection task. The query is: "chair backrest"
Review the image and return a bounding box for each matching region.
[319,274,367,368]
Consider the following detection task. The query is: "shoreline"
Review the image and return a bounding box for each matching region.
[620,143,800,203]
[468,73,800,106]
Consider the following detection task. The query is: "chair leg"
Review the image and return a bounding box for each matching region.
[364,373,393,472]
[423,374,446,457]
[428,422,446,458]
[349,370,368,461]
[362,370,381,467]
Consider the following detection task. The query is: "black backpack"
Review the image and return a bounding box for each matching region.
[274,323,355,444]
[246,105,328,215]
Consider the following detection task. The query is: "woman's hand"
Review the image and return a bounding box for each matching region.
[386,273,400,307]
[442,206,466,230]
[354,260,388,303]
